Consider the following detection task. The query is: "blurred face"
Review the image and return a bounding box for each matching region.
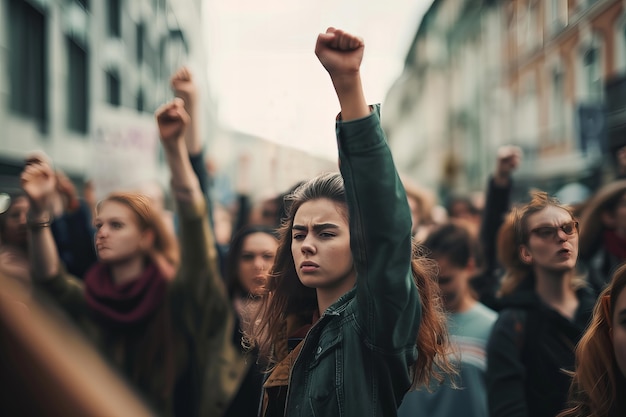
[1,196,29,247]
[520,206,578,273]
[238,232,278,296]
[94,201,150,264]
[291,198,355,296]
[614,286,626,379]
[613,193,626,236]
[435,255,473,313]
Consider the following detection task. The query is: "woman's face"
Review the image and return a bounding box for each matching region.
[94,201,150,264]
[1,196,29,247]
[613,286,626,379]
[238,232,278,296]
[291,198,355,295]
[520,205,578,273]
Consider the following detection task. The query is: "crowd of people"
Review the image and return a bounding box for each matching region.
[1,27,626,417]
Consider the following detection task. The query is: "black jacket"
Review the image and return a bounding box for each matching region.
[486,278,595,417]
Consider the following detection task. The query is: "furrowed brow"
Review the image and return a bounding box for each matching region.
[312,223,339,232]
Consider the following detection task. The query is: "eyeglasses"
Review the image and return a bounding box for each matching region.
[530,221,579,240]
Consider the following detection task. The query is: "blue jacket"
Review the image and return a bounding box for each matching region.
[263,105,421,417]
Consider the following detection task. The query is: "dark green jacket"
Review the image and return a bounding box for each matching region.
[39,197,246,417]
[267,106,421,417]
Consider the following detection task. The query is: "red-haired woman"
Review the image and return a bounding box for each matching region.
[557,263,626,417]
[21,98,244,417]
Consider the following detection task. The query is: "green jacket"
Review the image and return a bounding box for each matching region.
[264,105,421,417]
[39,197,246,417]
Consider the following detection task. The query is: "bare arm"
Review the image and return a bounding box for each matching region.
[21,155,60,281]
[315,28,370,121]
[493,145,522,187]
[170,66,202,156]
[156,98,203,205]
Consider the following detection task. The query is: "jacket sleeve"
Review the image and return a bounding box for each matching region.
[336,104,420,351]
[480,176,512,275]
[37,267,86,320]
[486,309,528,417]
[172,196,230,331]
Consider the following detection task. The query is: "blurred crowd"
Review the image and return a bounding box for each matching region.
[1,28,626,417]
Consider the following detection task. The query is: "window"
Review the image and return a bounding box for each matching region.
[136,22,144,64]
[551,69,566,140]
[67,37,89,133]
[583,47,603,102]
[106,70,121,106]
[547,0,568,34]
[136,89,144,112]
[8,0,48,131]
[107,0,121,37]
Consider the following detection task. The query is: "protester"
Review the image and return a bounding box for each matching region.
[0,191,30,286]
[0,166,96,287]
[170,65,230,271]
[398,221,497,417]
[245,27,453,417]
[578,179,626,293]
[557,263,626,417]
[486,191,596,417]
[223,225,279,417]
[21,98,245,417]
[475,145,522,310]
[48,168,98,278]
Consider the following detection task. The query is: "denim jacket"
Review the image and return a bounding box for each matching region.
[263,105,421,417]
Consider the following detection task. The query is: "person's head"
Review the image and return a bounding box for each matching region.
[94,192,179,274]
[402,177,435,235]
[579,180,626,260]
[0,193,29,249]
[498,190,579,296]
[225,225,278,298]
[274,172,354,304]
[557,263,626,417]
[446,194,480,223]
[249,172,353,359]
[423,221,479,312]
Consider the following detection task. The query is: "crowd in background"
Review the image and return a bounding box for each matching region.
[1,26,626,417]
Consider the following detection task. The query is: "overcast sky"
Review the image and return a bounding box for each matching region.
[203,0,433,160]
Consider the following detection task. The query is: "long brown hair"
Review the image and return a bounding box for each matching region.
[245,172,454,388]
[557,263,626,417]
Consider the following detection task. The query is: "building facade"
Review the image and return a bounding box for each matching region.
[384,0,626,200]
[0,0,210,196]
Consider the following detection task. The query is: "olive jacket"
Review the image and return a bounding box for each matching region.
[38,196,247,417]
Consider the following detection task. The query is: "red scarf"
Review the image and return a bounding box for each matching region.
[84,261,167,326]
[603,229,626,261]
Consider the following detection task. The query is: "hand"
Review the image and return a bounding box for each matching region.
[55,170,80,212]
[155,98,189,146]
[315,27,364,79]
[494,145,522,185]
[170,66,197,107]
[21,153,57,214]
